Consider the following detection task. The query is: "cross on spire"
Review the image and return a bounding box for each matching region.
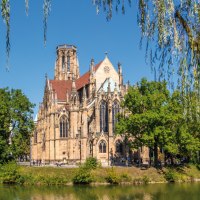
[105,51,108,58]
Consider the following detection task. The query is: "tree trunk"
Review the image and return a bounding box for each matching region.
[154,142,158,168]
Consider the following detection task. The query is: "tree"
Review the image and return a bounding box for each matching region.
[93,1,200,93]
[0,88,34,163]
[116,78,200,167]
[163,91,200,163]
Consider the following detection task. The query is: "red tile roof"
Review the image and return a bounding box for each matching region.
[76,61,102,90]
[49,80,72,101]
[49,61,102,101]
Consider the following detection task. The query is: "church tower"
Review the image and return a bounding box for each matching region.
[54,44,80,80]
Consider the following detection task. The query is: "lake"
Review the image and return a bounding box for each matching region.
[0,183,200,200]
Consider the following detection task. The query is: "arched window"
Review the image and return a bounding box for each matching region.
[62,55,65,71]
[112,101,120,132]
[67,55,70,72]
[34,131,37,143]
[115,140,123,154]
[99,140,106,153]
[100,101,108,132]
[89,140,93,155]
[42,132,46,151]
[60,116,68,138]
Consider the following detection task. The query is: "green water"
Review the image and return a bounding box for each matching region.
[0,183,200,200]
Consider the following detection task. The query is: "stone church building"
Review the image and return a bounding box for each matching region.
[31,44,149,166]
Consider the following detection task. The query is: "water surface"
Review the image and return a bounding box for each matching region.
[0,183,200,200]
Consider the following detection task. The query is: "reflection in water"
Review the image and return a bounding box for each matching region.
[0,183,200,200]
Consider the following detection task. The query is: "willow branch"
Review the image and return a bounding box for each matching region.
[175,10,194,50]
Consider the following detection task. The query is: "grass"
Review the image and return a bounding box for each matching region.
[18,166,78,185]
[1,163,200,185]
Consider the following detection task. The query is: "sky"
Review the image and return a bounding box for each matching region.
[0,1,154,116]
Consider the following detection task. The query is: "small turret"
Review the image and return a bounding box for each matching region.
[90,58,94,74]
[107,80,111,94]
[82,85,87,108]
[118,62,123,89]
[71,73,76,93]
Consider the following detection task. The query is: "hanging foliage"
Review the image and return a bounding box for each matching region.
[43,0,51,46]
[1,0,10,70]
[93,0,200,95]
[1,0,51,69]
[1,0,199,90]
[25,0,29,16]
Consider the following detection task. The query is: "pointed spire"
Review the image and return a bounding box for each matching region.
[118,62,123,88]
[105,51,108,58]
[45,73,48,81]
[82,85,86,100]
[82,85,87,107]
[90,58,94,73]
[72,73,76,92]
[107,79,111,94]
[118,62,122,74]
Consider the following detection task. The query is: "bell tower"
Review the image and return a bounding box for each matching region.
[54,44,80,80]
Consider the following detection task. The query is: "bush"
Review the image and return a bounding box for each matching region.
[105,168,120,184]
[0,162,24,184]
[196,164,200,170]
[133,178,143,185]
[84,157,99,170]
[142,176,150,184]
[132,176,150,185]
[73,167,93,184]
[120,173,132,182]
[164,169,177,182]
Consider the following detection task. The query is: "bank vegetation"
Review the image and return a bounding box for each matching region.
[0,158,200,186]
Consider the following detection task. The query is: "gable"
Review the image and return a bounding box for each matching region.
[95,57,119,91]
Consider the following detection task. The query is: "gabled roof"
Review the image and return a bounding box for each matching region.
[49,61,102,101]
[76,61,102,90]
[49,80,72,101]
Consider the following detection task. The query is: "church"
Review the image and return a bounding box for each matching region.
[31,44,149,166]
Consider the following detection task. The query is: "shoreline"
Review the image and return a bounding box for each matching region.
[1,164,200,186]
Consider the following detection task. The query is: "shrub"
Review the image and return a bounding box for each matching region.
[0,162,24,184]
[164,169,177,182]
[105,168,120,184]
[73,167,93,184]
[133,178,143,185]
[84,157,99,170]
[142,176,150,184]
[196,164,200,171]
[120,173,132,182]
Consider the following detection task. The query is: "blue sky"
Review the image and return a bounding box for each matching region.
[0,1,154,115]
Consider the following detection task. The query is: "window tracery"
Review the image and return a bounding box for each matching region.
[60,115,68,138]
[100,100,108,132]
[99,140,106,153]
[112,100,120,132]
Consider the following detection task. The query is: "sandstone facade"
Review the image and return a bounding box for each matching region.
[31,44,149,166]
